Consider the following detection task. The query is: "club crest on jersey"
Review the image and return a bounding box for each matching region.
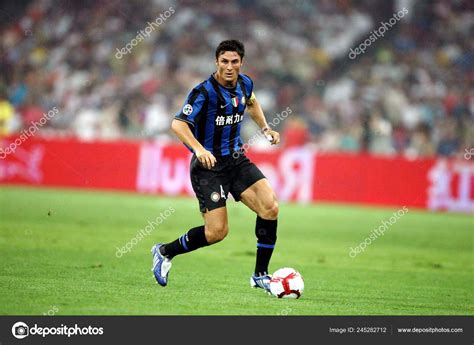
[210,192,220,202]
[231,97,239,107]
[182,104,193,116]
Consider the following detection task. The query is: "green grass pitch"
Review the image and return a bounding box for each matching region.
[0,186,472,315]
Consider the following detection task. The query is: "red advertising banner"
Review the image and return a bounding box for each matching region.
[1,137,473,212]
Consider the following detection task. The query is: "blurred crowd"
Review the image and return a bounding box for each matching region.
[0,0,472,157]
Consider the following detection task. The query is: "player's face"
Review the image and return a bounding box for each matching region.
[215,51,242,86]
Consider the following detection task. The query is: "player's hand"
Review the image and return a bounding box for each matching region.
[195,148,217,169]
[266,129,280,145]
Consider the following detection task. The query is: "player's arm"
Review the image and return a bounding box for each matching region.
[246,92,280,145]
[171,119,216,169]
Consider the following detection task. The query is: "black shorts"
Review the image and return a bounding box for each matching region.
[190,154,266,213]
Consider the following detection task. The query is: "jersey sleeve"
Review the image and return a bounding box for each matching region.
[240,74,254,99]
[175,87,207,126]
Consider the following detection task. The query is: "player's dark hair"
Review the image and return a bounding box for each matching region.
[215,40,245,60]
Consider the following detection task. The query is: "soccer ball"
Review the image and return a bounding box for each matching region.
[269,267,304,299]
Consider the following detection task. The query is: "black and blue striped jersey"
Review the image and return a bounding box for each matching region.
[175,73,254,156]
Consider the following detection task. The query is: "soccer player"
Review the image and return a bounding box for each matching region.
[152,40,280,294]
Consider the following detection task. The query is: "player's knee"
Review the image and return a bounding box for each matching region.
[205,223,229,244]
[260,200,279,220]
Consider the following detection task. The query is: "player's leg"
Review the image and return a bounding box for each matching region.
[151,207,228,287]
[159,206,228,259]
[229,155,278,292]
[152,156,230,286]
[202,207,229,244]
[239,178,279,276]
[240,178,279,220]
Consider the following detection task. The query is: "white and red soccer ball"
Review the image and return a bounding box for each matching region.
[270,268,304,299]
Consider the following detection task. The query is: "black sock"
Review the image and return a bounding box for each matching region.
[159,225,208,259]
[254,216,277,276]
